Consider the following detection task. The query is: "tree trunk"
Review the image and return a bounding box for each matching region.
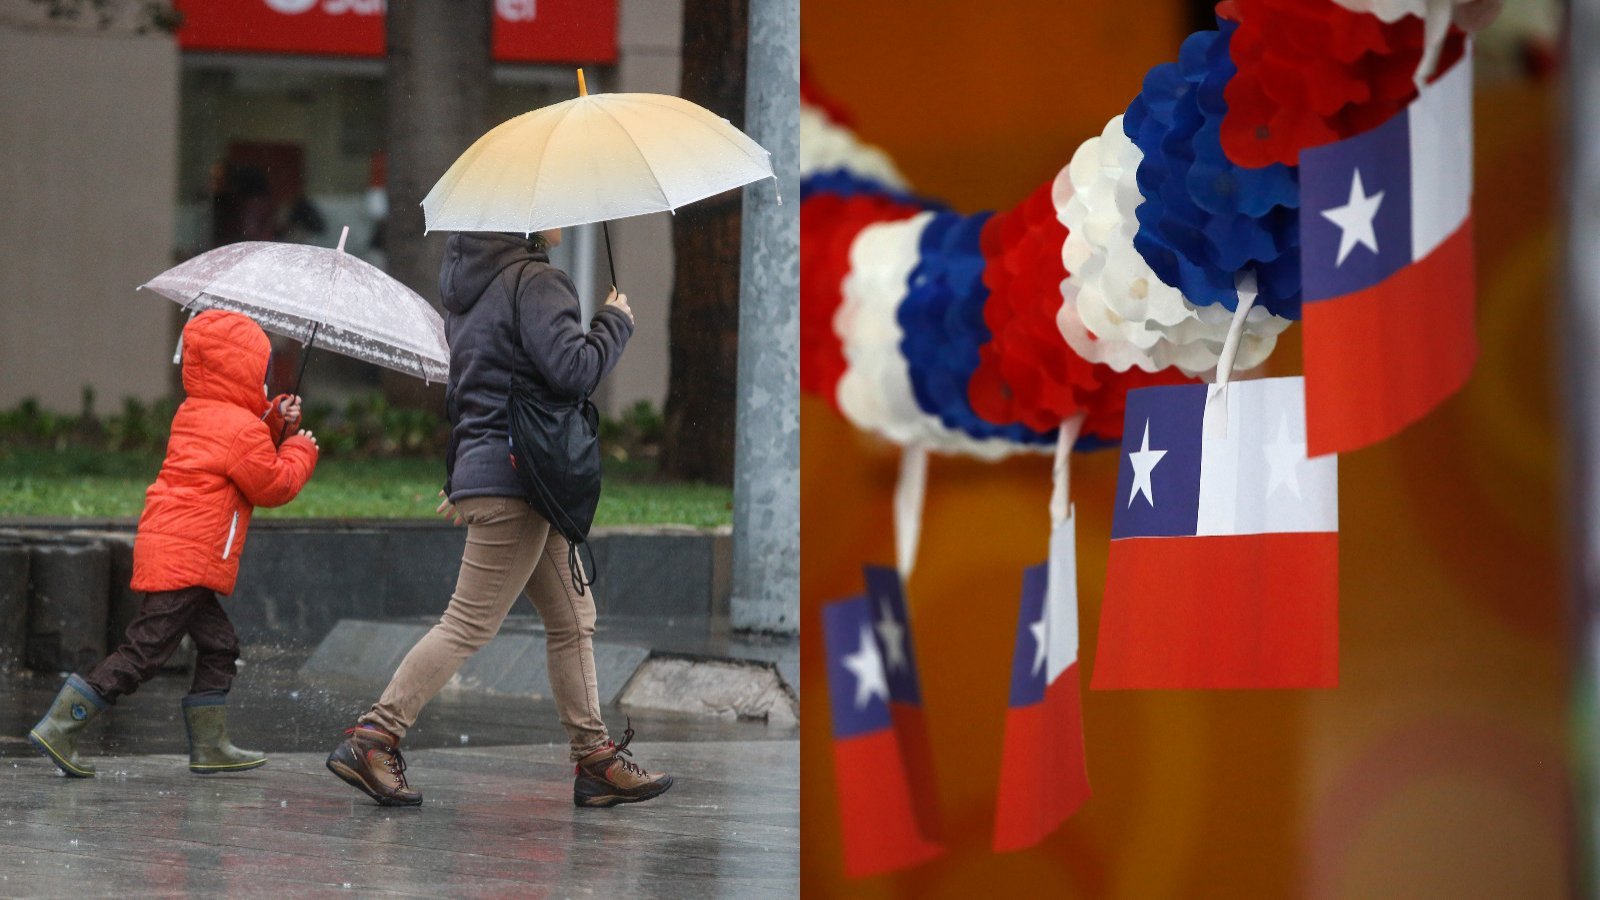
[383,0,492,406]
[660,0,749,484]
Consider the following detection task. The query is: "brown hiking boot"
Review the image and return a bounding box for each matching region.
[326,726,423,807]
[573,720,673,808]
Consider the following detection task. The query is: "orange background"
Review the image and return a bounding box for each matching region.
[800,2,1573,896]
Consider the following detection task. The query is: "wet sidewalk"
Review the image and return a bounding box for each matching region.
[0,739,797,897]
[0,647,797,897]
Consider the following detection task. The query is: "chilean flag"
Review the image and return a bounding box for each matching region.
[823,594,944,877]
[993,520,1092,851]
[1092,377,1339,690]
[1299,54,1477,458]
[863,565,942,840]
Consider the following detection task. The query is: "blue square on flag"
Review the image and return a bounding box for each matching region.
[864,566,921,704]
[1006,564,1048,708]
[1111,384,1206,539]
[1299,110,1413,301]
[824,596,892,738]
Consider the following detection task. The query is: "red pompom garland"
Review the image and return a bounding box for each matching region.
[1222,0,1465,168]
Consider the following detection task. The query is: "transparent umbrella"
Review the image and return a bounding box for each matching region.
[141,227,449,389]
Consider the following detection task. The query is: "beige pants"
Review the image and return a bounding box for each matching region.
[360,496,609,760]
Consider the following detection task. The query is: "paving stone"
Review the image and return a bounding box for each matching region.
[305,620,653,705]
[620,655,798,725]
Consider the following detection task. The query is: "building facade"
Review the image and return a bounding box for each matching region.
[0,0,682,417]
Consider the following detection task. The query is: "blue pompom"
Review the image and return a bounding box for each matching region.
[799,169,942,210]
[1124,18,1302,319]
[897,211,1057,448]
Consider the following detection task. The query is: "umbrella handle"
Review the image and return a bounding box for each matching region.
[602,220,618,292]
[280,322,319,442]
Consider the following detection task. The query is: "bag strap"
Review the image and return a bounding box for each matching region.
[506,260,598,596]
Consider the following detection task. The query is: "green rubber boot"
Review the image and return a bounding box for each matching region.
[183,693,266,774]
[27,674,107,778]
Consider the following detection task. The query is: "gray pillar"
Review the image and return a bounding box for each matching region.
[1567,0,1600,892]
[730,0,799,633]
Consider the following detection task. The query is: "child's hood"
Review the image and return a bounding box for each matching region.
[181,310,272,414]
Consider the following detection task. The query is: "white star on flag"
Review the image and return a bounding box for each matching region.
[842,623,890,709]
[1321,168,1385,267]
[1262,413,1306,500]
[1127,419,1167,508]
[1028,608,1049,677]
[874,599,907,672]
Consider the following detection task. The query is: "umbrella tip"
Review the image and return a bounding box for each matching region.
[577,68,587,97]
[337,225,349,254]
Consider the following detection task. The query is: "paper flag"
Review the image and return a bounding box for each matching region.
[863,564,942,840]
[994,518,1092,851]
[823,594,944,877]
[1093,376,1340,689]
[1300,54,1477,457]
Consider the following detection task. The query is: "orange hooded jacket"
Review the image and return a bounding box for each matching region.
[130,310,318,595]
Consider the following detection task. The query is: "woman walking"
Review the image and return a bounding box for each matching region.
[326,229,671,808]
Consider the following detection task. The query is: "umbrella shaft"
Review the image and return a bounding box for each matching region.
[281,323,319,442]
[292,323,319,398]
[602,221,618,289]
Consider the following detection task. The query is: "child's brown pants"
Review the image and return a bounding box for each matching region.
[83,586,241,701]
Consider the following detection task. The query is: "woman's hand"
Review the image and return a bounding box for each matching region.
[278,394,303,429]
[436,490,464,526]
[297,428,319,450]
[604,287,634,325]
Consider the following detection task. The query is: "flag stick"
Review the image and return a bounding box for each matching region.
[894,446,929,581]
[1050,414,1086,528]
[1208,270,1260,436]
[1215,269,1259,389]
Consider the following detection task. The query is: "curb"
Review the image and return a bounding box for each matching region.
[301,618,798,724]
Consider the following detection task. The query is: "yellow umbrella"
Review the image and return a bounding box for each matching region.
[421,70,775,283]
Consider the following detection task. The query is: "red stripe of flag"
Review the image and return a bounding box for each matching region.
[832,728,945,878]
[890,702,943,842]
[993,665,1092,852]
[1305,219,1477,457]
[1093,532,1340,690]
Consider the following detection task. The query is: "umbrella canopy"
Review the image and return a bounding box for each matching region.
[421,70,775,234]
[141,230,449,383]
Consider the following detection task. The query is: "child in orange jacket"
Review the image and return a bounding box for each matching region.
[27,310,319,778]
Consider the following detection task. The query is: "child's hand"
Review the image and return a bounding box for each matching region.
[278,395,303,428]
[297,428,319,451]
[436,490,464,526]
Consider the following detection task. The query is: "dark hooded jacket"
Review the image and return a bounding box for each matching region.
[440,232,634,501]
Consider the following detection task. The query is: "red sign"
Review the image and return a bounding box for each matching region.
[175,0,617,64]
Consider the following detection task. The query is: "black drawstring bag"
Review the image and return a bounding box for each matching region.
[505,263,601,594]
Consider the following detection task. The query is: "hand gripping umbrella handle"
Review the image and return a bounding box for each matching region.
[280,322,319,442]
